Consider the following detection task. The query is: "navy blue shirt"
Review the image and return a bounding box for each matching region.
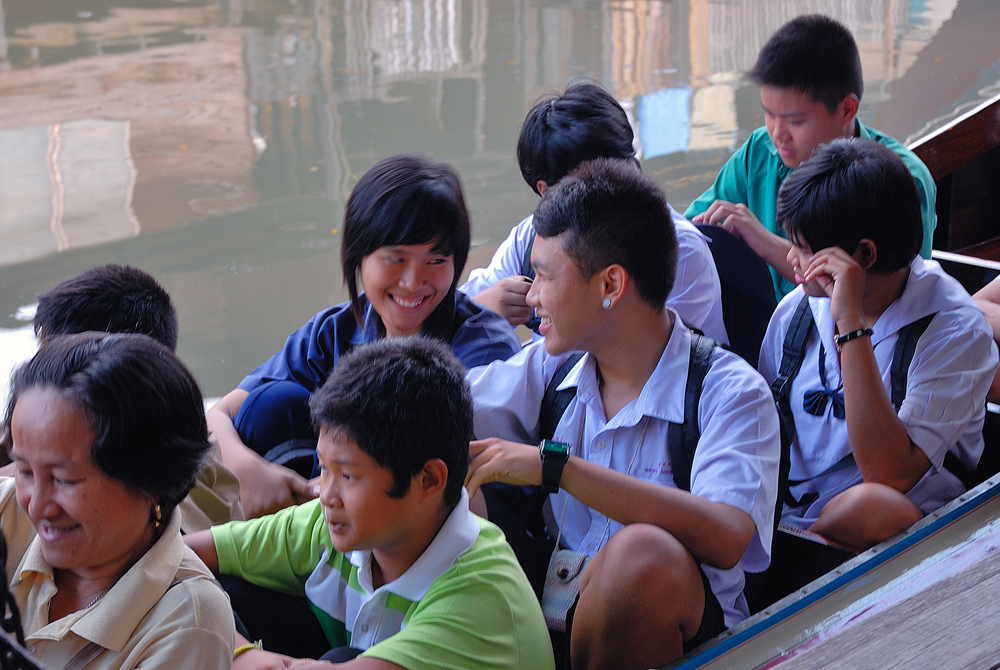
[238,291,520,394]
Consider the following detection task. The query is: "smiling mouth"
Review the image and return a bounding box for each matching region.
[37,523,80,543]
[539,316,552,325]
[391,295,428,309]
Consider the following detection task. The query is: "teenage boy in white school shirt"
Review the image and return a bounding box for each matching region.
[465,157,780,670]
[759,138,997,551]
[461,81,728,344]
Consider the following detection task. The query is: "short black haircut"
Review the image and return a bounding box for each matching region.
[517,82,637,196]
[34,265,179,351]
[309,336,472,508]
[533,158,677,308]
[341,154,470,323]
[777,138,921,273]
[3,332,210,521]
[748,14,863,112]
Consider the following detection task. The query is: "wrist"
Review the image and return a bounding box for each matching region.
[233,641,263,661]
[835,327,874,351]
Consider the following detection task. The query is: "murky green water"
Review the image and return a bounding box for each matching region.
[2,0,999,399]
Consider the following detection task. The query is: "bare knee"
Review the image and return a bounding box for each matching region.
[571,524,703,670]
[811,483,923,550]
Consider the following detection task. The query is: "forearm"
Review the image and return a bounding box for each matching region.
[184,529,220,573]
[559,457,754,569]
[840,339,930,491]
[207,390,258,477]
[756,232,796,282]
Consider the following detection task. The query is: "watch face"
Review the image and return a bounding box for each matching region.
[542,439,569,455]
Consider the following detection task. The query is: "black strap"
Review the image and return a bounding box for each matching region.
[537,336,717,493]
[666,334,715,492]
[539,354,584,441]
[521,231,536,281]
[890,313,935,411]
[770,296,815,447]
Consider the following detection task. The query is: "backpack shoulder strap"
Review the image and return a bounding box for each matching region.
[539,353,584,441]
[667,333,716,492]
[769,295,814,442]
[521,230,536,281]
[890,313,935,411]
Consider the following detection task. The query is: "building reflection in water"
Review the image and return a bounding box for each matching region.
[0,0,989,397]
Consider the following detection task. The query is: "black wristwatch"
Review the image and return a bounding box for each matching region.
[539,439,570,495]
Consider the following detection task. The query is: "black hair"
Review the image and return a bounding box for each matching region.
[533,158,677,308]
[309,336,472,508]
[34,265,179,351]
[748,14,864,112]
[341,154,470,323]
[3,333,211,522]
[517,82,637,196]
[777,138,921,272]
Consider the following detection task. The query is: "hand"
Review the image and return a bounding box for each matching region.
[465,438,543,498]
[692,200,771,255]
[472,277,535,326]
[233,648,297,670]
[799,247,867,333]
[239,458,317,519]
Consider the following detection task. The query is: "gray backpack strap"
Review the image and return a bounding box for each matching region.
[61,642,103,670]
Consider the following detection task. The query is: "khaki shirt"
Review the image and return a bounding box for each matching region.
[0,478,234,669]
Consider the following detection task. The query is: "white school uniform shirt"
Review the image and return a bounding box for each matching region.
[467,313,780,627]
[460,207,730,344]
[759,257,999,530]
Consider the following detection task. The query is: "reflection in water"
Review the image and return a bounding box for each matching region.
[0,0,996,396]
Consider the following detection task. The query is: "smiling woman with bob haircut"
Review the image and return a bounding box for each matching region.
[0,332,234,669]
[208,153,520,520]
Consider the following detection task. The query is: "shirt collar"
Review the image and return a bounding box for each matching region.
[348,488,479,602]
[553,310,689,427]
[18,511,187,652]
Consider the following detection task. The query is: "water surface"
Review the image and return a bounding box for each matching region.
[2,0,998,399]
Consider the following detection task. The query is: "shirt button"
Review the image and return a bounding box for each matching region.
[25,644,35,653]
[596,441,606,450]
[359,625,369,635]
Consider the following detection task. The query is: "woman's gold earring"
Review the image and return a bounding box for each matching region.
[153,504,163,529]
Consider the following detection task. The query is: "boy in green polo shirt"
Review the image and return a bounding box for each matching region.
[187,337,554,670]
[685,14,936,299]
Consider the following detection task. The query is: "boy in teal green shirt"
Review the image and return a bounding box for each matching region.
[188,337,554,670]
[685,15,936,299]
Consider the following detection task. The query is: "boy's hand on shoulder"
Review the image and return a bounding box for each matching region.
[240,459,317,519]
[465,438,543,498]
[233,648,297,670]
[473,277,534,326]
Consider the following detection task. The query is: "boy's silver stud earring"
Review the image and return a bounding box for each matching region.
[602,298,612,309]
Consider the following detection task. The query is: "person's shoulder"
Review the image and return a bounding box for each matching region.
[863,122,933,179]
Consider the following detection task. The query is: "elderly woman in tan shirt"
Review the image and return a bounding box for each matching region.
[1,332,233,669]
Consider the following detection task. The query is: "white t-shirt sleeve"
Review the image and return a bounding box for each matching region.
[461,215,535,297]
[669,208,728,344]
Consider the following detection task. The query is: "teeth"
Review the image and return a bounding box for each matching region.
[540,317,552,325]
[393,295,425,308]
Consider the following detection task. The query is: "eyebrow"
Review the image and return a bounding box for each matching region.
[761,104,808,119]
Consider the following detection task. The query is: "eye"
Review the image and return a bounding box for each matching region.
[342,472,355,482]
[427,257,448,266]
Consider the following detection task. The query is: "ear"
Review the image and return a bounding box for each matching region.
[840,94,860,130]
[536,180,548,197]
[598,264,628,309]
[416,459,449,500]
[854,239,877,270]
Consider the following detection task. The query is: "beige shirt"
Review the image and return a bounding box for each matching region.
[0,478,234,669]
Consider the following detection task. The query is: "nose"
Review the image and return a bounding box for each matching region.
[398,260,425,290]
[319,475,341,509]
[25,479,57,521]
[526,279,540,308]
[771,117,789,142]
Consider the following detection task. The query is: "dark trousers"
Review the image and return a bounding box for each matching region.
[235,381,315,457]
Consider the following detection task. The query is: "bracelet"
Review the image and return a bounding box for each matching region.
[233,641,263,660]
[835,327,873,350]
